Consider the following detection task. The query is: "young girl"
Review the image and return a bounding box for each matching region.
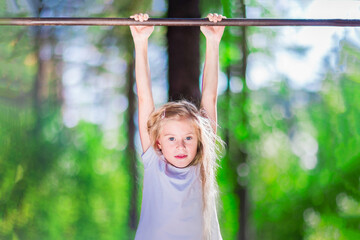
[130,13,226,240]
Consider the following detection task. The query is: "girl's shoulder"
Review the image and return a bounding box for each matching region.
[141,146,161,169]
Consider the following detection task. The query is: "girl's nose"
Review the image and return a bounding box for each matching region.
[177,140,186,149]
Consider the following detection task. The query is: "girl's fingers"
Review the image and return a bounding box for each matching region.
[217,14,223,22]
[212,13,217,23]
[215,14,223,22]
[206,13,226,23]
[144,14,149,21]
[130,13,149,22]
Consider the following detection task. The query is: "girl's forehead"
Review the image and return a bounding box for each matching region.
[160,118,197,134]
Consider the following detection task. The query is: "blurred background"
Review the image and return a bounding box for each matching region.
[1,0,360,239]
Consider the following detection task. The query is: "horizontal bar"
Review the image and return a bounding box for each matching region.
[0,18,360,27]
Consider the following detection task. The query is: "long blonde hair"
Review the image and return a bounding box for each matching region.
[147,100,224,239]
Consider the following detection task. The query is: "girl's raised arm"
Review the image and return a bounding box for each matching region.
[130,13,154,152]
[200,13,226,133]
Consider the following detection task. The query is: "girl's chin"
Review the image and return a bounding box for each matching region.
[175,163,189,168]
[169,159,192,168]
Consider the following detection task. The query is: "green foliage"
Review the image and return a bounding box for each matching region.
[217,38,360,239]
[0,105,134,239]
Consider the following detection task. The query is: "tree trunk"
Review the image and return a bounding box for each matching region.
[33,30,50,132]
[6,3,57,237]
[167,0,201,105]
[224,1,250,239]
[236,1,250,239]
[126,57,139,230]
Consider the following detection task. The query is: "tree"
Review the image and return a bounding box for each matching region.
[167,0,201,104]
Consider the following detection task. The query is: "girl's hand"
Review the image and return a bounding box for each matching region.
[200,13,226,43]
[130,13,154,42]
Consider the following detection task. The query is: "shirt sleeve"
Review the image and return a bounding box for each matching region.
[141,146,158,169]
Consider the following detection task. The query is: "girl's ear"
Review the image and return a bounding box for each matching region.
[156,140,161,150]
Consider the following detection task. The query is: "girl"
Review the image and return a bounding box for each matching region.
[130,13,226,240]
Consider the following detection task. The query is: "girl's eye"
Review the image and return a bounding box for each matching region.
[186,136,192,140]
[169,137,175,141]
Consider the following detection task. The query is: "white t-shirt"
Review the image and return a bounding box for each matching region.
[135,146,204,240]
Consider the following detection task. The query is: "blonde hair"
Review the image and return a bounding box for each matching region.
[147,100,224,239]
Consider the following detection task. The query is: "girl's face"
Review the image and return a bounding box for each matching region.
[157,118,199,168]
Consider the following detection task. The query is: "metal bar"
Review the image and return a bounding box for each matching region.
[0,18,360,27]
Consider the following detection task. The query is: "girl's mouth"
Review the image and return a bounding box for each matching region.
[175,155,187,159]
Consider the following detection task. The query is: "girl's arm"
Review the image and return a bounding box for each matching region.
[200,13,226,133]
[130,13,154,152]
